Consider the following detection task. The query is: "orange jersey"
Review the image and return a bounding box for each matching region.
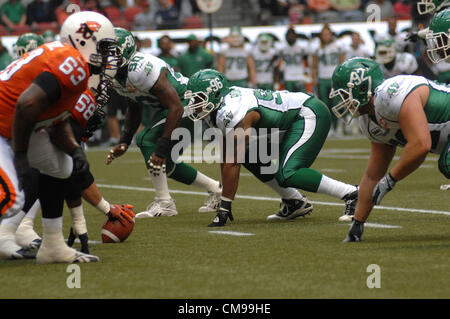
[70,89,97,129]
[0,41,89,139]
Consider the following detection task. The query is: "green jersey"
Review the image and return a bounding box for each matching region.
[178,47,213,77]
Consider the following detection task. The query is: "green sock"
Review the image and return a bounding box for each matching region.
[168,162,197,185]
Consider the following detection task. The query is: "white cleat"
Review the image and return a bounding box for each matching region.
[0,237,36,260]
[135,199,178,218]
[36,244,99,264]
[16,217,42,249]
[198,191,221,213]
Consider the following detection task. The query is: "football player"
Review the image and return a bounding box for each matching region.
[374,38,418,78]
[10,32,135,254]
[183,69,360,227]
[106,28,222,218]
[217,26,257,88]
[253,33,278,90]
[330,57,450,242]
[0,11,120,263]
[275,27,310,93]
[42,29,57,43]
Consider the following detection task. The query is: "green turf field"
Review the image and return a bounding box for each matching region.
[1,137,449,299]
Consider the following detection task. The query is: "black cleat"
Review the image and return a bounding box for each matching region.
[339,187,359,222]
[267,198,313,221]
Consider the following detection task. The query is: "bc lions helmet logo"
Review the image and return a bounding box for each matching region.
[76,21,102,39]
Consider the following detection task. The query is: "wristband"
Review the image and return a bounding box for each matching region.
[154,137,171,158]
[387,172,397,183]
[119,130,134,146]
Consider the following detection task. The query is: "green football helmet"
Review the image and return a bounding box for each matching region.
[184,69,230,121]
[375,38,396,64]
[417,0,450,15]
[329,57,384,123]
[13,33,44,59]
[42,29,56,43]
[257,33,272,52]
[228,26,244,47]
[426,8,450,63]
[114,27,137,68]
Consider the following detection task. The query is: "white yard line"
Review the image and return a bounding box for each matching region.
[97,184,450,216]
[208,231,255,236]
[340,223,402,229]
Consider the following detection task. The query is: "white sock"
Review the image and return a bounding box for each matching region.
[70,205,87,235]
[1,211,25,230]
[25,200,40,220]
[96,198,110,215]
[265,179,304,200]
[317,175,357,199]
[42,217,63,230]
[192,171,221,193]
[150,171,171,200]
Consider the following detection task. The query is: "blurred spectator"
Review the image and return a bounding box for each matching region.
[157,35,179,70]
[26,0,58,31]
[218,26,257,88]
[307,0,340,22]
[133,0,156,31]
[1,0,27,31]
[83,0,104,13]
[287,1,307,24]
[0,38,12,70]
[344,31,372,59]
[177,34,213,77]
[311,24,345,135]
[155,0,180,29]
[55,0,83,26]
[393,0,411,20]
[329,0,365,21]
[365,0,394,20]
[258,0,290,25]
[275,27,310,92]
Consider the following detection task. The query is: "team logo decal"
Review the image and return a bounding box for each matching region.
[387,82,400,98]
[76,21,102,40]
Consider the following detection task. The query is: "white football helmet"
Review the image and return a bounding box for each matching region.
[257,33,272,53]
[375,38,397,64]
[60,11,120,70]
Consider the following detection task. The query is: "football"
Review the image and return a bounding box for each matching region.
[101,205,135,243]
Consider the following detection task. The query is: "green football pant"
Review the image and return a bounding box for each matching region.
[438,136,450,179]
[284,81,306,93]
[136,109,198,185]
[318,78,337,130]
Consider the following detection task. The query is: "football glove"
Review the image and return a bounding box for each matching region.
[372,173,396,205]
[71,147,89,175]
[343,219,365,242]
[208,198,234,227]
[107,204,135,227]
[67,227,90,254]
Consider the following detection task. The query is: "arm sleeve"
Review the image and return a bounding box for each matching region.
[33,71,61,105]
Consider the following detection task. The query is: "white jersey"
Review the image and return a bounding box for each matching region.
[221,47,250,81]
[359,75,450,154]
[111,52,188,109]
[344,43,372,60]
[253,47,277,85]
[278,40,309,82]
[314,41,344,79]
[379,52,418,78]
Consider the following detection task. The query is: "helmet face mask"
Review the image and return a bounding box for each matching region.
[13,33,44,59]
[184,69,228,122]
[417,0,449,15]
[257,34,272,52]
[426,8,450,63]
[330,58,383,124]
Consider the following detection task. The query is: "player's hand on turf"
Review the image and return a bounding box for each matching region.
[106,143,128,165]
[13,151,32,191]
[372,173,396,205]
[148,154,166,176]
[209,199,234,227]
[107,204,135,227]
[343,219,364,242]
